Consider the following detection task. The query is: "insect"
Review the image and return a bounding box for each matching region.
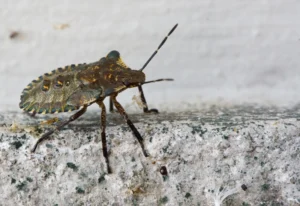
[19,24,178,173]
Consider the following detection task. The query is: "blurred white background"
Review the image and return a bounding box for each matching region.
[1,0,300,112]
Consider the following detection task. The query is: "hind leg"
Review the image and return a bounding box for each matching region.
[31,106,88,152]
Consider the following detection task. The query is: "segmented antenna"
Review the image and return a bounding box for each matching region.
[140,23,178,71]
[142,78,174,85]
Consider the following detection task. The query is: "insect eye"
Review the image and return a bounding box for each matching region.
[41,80,51,92]
[106,50,120,60]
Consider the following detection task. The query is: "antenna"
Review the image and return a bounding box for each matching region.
[140,78,174,86]
[140,23,178,71]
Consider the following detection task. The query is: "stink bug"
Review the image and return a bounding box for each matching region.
[19,24,178,173]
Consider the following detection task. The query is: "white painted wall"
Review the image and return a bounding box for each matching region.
[1,0,300,112]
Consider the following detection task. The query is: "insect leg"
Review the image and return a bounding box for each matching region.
[96,100,112,174]
[110,89,158,114]
[31,105,88,153]
[109,97,115,113]
[111,94,149,157]
[138,85,159,114]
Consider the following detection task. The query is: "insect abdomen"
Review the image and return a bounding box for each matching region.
[20,64,87,114]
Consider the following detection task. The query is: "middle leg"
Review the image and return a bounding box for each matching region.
[109,97,115,113]
[96,100,112,174]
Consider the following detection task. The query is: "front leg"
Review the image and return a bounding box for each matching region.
[111,94,149,157]
[138,85,159,114]
[109,86,159,114]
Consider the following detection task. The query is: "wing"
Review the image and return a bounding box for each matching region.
[66,86,102,108]
[19,63,102,114]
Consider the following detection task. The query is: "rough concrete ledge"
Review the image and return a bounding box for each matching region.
[0,105,300,206]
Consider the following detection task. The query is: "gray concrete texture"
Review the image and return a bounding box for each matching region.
[1,106,300,205]
[1,0,300,205]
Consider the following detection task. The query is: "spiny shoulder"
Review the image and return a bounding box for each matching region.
[104,50,129,69]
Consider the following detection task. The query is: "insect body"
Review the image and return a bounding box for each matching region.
[20,52,145,114]
[19,24,178,173]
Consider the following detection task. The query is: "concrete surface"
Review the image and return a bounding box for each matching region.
[1,105,300,205]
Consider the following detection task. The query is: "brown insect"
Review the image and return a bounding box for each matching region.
[19,24,178,173]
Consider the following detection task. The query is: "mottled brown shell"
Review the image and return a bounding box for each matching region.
[19,51,145,115]
[20,63,90,114]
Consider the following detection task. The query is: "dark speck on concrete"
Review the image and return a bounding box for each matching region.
[159,196,168,204]
[98,173,106,183]
[67,162,78,172]
[160,166,168,175]
[241,184,248,191]
[162,127,169,134]
[11,141,23,149]
[16,181,27,191]
[11,178,16,184]
[26,177,33,182]
[45,143,53,148]
[185,192,191,198]
[75,187,85,194]
[261,184,270,191]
